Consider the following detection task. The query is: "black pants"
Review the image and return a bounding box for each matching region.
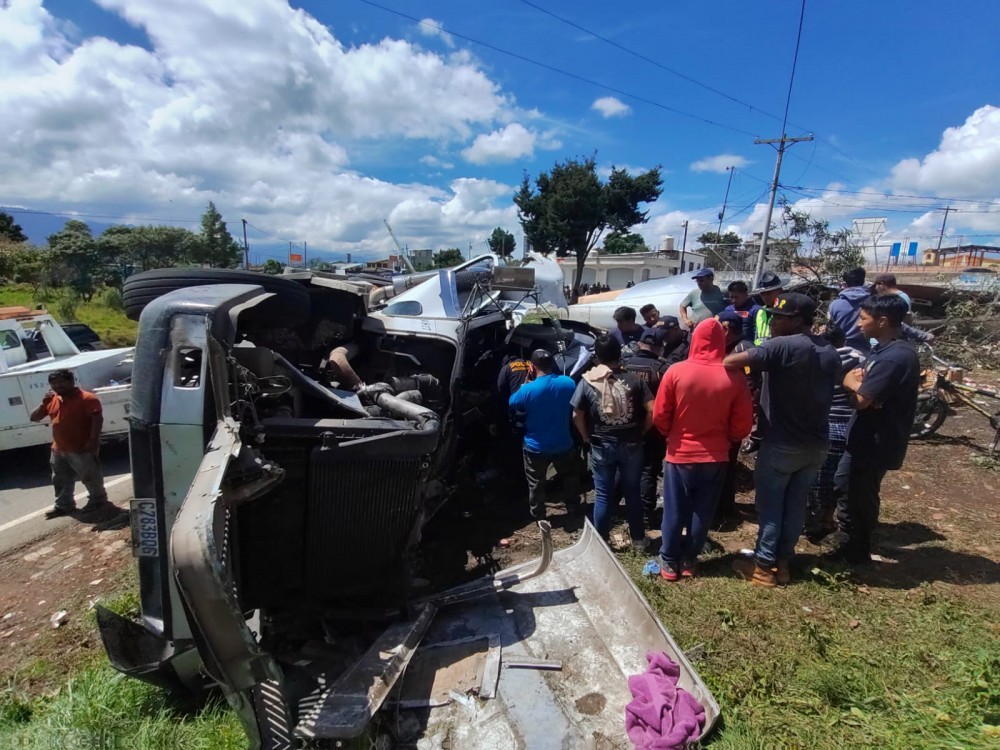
[523,448,580,519]
[833,451,887,560]
[715,442,741,523]
[640,434,666,526]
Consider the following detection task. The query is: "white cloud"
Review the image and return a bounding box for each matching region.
[591,96,630,118]
[690,154,749,173]
[890,105,1000,198]
[462,123,536,164]
[420,155,455,169]
[417,17,454,48]
[0,0,536,259]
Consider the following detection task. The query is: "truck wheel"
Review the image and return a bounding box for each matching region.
[122,269,310,326]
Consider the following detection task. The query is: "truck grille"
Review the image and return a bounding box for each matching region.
[305,449,425,599]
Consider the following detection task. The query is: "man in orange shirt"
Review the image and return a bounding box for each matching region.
[29,369,109,519]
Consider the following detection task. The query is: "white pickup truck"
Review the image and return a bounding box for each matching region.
[0,306,133,452]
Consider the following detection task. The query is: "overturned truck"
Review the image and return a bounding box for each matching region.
[98,258,718,748]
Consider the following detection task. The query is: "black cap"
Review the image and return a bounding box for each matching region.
[530,348,555,368]
[752,271,783,294]
[767,292,816,318]
[640,328,669,346]
[715,310,743,328]
[658,315,681,330]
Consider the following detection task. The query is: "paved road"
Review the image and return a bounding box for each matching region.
[0,442,132,555]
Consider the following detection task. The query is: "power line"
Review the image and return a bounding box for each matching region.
[515,0,784,124]
[785,185,1000,206]
[2,205,201,225]
[356,0,759,138]
[516,0,886,184]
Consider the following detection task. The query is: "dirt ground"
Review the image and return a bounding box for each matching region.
[2,370,998,689]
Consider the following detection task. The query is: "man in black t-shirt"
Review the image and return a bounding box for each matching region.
[624,328,671,529]
[723,293,841,587]
[828,295,920,564]
[572,335,653,550]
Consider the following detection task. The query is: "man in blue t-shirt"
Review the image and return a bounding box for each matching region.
[509,349,581,520]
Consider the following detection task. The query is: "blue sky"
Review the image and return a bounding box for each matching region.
[2,0,998,263]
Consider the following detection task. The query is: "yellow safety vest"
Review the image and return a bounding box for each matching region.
[754,308,771,346]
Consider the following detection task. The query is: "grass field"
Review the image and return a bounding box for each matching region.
[2,557,996,748]
[0,284,137,348]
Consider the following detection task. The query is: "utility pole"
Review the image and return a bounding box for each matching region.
[304,241,308,268]
[751,133,814,288]
[714,166,735,271]
[934,206,954,266]
[678,220,689,275]
[241,219,250,270]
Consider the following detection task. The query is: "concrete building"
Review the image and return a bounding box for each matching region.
[558,237,708,290]
[922,244,1000,269]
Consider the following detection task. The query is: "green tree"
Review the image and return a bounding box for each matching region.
[696,230,743,270]
[514,156,662,289]
[775,200,865,282]
[261,259,284,275]
[0,243,48,290]
[98,224,201,274]
[47,220,102,299]
[193,202,242,268]
[0,212,28,243]
[432,248,465,268]
[602,231,649,255]
[487,227,517,258]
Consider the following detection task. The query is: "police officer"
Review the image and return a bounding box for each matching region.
[625,328,672,530]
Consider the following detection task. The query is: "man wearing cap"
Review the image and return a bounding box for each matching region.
[508,349,580,521]
[625,327,671,529]
[659,315,690,368]
[724,293,840,588]
[679,268,726,331]
[750,271,783,345]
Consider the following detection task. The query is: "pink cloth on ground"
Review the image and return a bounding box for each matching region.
[625,651,705,749]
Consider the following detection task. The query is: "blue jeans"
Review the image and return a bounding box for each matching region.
[659,461,727,565]
[591,438,644,541]
[754,441,828,566]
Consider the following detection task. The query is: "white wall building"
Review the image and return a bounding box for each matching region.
[558,237,708,290]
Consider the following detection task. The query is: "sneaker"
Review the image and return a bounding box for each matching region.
[660,561,680,582]
[44,506,75,520]
[732,557,777,588]
[631,537,648,554]
[680,559,696,578]
[774,559,791,586]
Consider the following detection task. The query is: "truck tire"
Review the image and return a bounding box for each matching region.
[122,269,310,326]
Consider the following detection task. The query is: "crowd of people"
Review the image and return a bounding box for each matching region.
[501,267,924,587]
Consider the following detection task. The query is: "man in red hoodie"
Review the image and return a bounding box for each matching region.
[653,319,754,580]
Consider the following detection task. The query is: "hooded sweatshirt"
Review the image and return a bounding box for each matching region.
[828,286,872,353]
[653,319,754,463]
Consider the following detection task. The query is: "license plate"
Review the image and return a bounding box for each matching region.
[133,498,160,558]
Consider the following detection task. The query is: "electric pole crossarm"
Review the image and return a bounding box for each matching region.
[751,133,814,288]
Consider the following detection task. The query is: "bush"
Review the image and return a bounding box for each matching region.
[54,292,80,323]
[99,287,124,311]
